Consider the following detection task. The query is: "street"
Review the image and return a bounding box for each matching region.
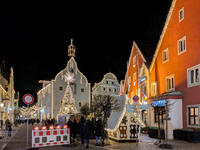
[0,124,200,150]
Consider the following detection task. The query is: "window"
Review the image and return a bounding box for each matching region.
[154,107,165,123]
[133,72,136,86]
[187,105,200,127]
[187,64,200,87]
[178,35,187,55]
[131,91,134,100]
[14,102,17,106]
[133,55,136,67]
[103,87,106,91]
[109,88,112,92]
[163,47,169,63]
[78,101,81,107]
[179,7,184,22]
[151,82,157,96]
[106,81,109,84]
[81,88,84,93]
[166,74,175,92]
[59,86,63,91]
[70,83,76,94]
[112,81,114,85]
[128,76,131,84]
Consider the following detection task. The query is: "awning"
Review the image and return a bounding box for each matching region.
[148,91,183,101]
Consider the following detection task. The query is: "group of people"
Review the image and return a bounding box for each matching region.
[42,118,56,129]
[67,116,104,149]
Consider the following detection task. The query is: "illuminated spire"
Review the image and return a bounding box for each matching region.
[68,38,76,58]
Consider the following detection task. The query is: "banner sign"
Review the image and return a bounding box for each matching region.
[152,100,166,107]
[137,104,150,110]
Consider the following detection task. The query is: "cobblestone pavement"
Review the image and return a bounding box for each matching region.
[1,124,200,150]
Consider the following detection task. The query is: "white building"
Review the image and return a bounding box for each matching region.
[37,39,91,120]
[92,72,120,98]
[0,62,18,124]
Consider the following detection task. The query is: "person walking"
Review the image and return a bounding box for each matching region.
[7,121,12,136]
[83,116,92,149]
[78,116,85,145]
[94,118,104,146]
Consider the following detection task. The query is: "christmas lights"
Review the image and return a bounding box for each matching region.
[57,71,78,117]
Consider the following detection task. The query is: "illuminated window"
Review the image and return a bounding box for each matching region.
[154,107,165,123]
[151,82,157,96]
[133,56,136,67]
[187,64,200,87]
[163,47,169,63]
[179,7,184,22]
[178,35,187,55]
[166,74,175,92]
[187,105,199,127]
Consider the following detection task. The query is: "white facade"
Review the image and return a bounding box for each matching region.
[92,72,120,98]
[37,40,91,120]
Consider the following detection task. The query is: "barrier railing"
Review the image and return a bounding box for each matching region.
[32,125,70,147]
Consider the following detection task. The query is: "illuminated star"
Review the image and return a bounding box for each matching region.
[63,71,75,83]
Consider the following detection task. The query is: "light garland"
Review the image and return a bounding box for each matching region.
[57,71,78,117]
[19,105,46,116]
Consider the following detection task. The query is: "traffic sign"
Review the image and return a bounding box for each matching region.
[23,94,34,105]
[133,95,139,102]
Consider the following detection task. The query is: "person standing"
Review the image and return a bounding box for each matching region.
[83,116,92,149]
[73,119,77,142]
[0,119,3,129]
[67,119,73,144]
[94,118,104,146]
[7,121,12,136]
[78,116,85,145]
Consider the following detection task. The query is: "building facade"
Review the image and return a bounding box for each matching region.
[92,72,121,97]
[148,0,200,139]
[123,41,150,125]
[37,40,91,120]
[0,62,18,124]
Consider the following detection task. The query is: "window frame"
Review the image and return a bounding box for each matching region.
[59,86,63,91]
[187,64,200,88]
[179,7,184,22]
[187,105,200,128]
[178,35,187,55]
[79,102,82,108]
[133,55,136,67]
[151,82,157,96]
[81,88,85,93]
[163,47,169,63]
[166,74,175,92]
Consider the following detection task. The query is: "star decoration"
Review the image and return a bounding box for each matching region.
[63,71,75,83]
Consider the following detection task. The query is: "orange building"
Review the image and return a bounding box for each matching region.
[123,41,150,124]
[149,0,200,138]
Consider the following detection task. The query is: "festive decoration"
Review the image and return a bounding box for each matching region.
[57,71,78,117]
[19,105,46,116]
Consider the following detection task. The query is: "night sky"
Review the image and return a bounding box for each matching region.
[0,1,172,106]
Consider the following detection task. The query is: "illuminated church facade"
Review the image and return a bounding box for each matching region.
[37,39,91,119]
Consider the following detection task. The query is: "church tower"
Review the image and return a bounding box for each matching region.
[68,39,76,58]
